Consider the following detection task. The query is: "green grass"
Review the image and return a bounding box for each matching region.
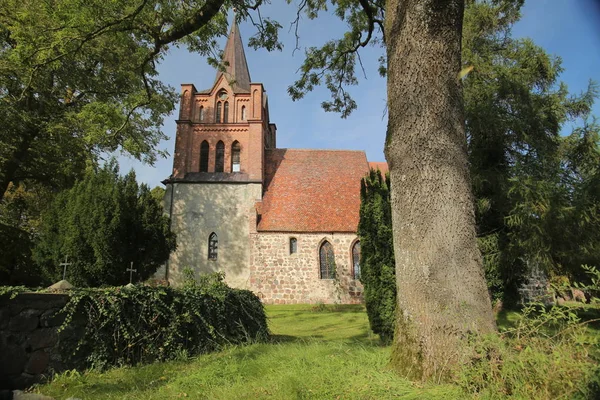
[34,303,600,399]
[36,304,461,399]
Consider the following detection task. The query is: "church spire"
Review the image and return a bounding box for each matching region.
[214,18,251,93]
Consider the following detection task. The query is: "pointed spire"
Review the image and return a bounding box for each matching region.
[214,18,251,93]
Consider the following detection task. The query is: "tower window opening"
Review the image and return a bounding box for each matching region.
[231,141,241,172]
[223,101,229,123]
[241,105,246,121]
[215,141,225,172]
[290,237,297,255]
[216,102,222,123]
[198,105,204,122]
[200,141,209,172]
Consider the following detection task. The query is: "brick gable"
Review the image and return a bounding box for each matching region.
[368,161,388,175]
[257,149,370,232]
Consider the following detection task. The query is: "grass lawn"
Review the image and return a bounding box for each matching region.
[36,304,463,399]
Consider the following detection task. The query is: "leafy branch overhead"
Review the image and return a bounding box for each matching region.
[0,0,282,203]
[284,0,386,118]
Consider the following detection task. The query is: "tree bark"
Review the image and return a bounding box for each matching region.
[384,0,495,380]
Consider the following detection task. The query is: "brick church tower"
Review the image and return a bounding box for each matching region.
[160,20,276,287]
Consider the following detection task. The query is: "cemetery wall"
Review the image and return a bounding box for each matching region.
[0,293,84,390]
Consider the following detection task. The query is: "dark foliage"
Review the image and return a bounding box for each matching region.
[57,273,268,369]
[33,160,176,286]
[357,169,396,343]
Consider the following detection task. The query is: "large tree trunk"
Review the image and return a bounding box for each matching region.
[384,0,496,380]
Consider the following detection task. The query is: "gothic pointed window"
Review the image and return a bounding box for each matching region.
[200,141,209,172]
[231,141,241,172]
[198,105,204,122]
[352,241,361,279]
[241,105,246,121]
[223,101,229,123]
[215,141,225,172]
[319,241,335,279]
[216,102,222,123]
[289,237,297,255]
[208,232,218,260]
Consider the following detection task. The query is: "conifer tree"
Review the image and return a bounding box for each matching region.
[357,169,395,343]
[33,160,176,287]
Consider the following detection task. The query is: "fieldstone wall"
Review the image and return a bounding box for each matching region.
[518,263,552,305]
[249,232,363,304]
[0,293,83,390]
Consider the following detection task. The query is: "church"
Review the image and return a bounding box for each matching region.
[159,21,387,304]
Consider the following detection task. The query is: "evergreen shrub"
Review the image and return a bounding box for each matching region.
[33,160,176,287]
[357,169,396,343]
[56,273,268,369]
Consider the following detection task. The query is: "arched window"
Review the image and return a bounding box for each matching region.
[352,241,361,279]
[289,237,297,255]
[216,102,222,123]
[231,141,241,172]
[319,241,335,279]
[199,141,209,172]
[198,105,204,122]
[241,105,246,121]
[215,141,225,172]
[208,233,218,260]
[223,101,229,123]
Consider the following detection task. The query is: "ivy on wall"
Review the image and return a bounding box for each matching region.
[43,273,269,369]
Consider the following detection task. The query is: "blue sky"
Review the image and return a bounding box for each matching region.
[120,0,600,188]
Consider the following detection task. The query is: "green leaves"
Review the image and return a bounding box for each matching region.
[463,0,600,301]
[0,0,236,201]
[32,160,176,287]
[285,0,384,118]
[54,280,268,369]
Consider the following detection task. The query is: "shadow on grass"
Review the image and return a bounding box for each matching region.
[269,334,327,343]
[495,309,518,330]
[270,334,302,343]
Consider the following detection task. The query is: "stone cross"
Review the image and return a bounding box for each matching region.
[127,262,137,284]
[59,256,72,281]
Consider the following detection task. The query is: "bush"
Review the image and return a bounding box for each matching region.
[57,273,268,369]
[459,302,600,399]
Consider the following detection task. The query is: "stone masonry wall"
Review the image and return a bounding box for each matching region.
[518,263,552,305]
[0,293,83,390]
[249,232,363,304]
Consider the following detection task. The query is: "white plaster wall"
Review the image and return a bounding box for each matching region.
[165,182,262,288]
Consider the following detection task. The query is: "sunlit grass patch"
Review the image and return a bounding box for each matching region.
[37,304,461,399]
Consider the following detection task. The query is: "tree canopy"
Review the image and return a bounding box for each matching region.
[463,0,599,301]
[0,0,285,202]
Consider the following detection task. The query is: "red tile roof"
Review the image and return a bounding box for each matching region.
[368,161,388,175]
[257,149,370,232]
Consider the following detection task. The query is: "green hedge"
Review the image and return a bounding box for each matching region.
[57,275,268,369]
[358,169,396,344]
